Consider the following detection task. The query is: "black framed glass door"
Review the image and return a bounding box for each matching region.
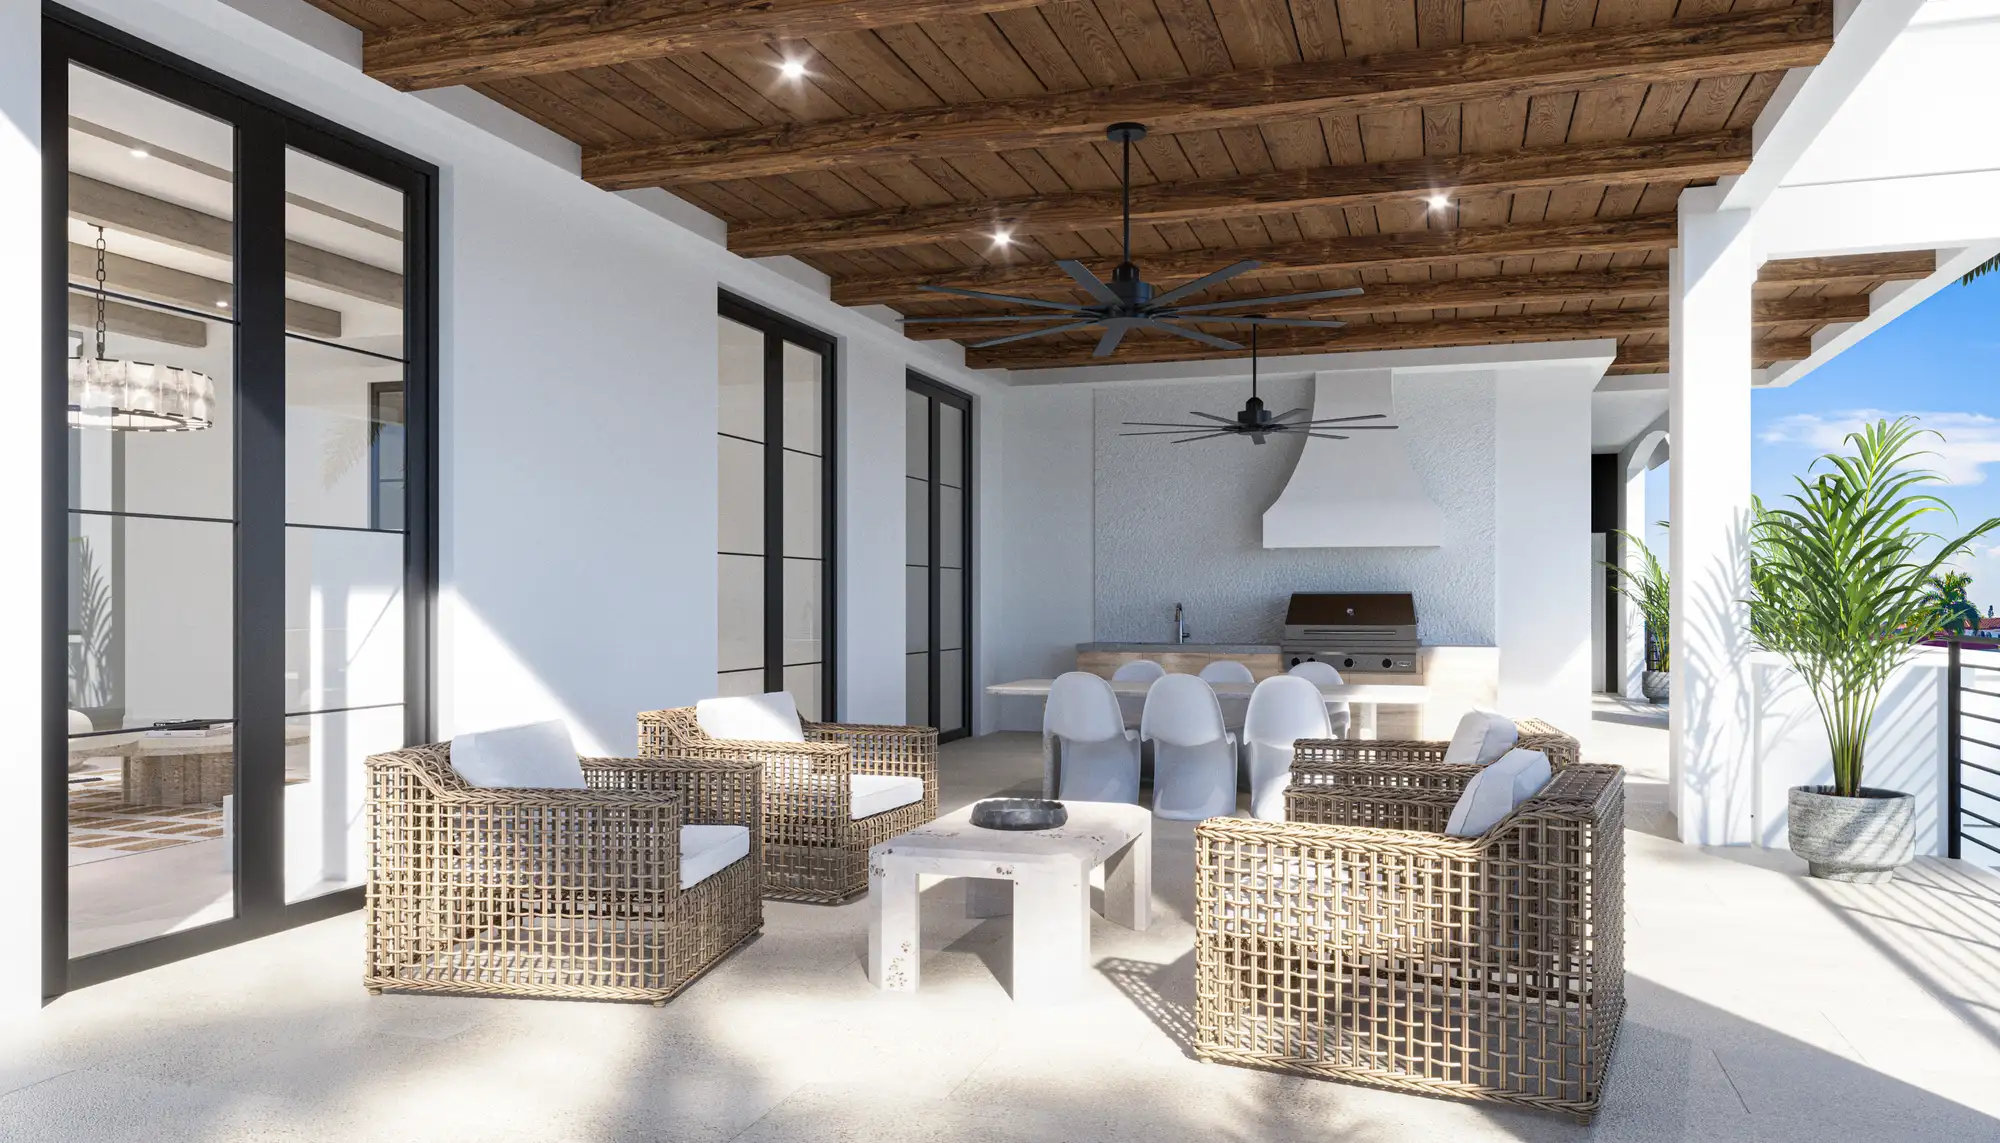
[906,374,971,741]
[44,10,435,996]
[715,294,837,721]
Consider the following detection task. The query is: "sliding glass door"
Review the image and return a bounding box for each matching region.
[45,13,434,994]
[715,295,837,721]
[905,374,971,741]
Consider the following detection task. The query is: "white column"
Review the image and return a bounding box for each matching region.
[1669,188,1761,845]
[0,3,43,1013]
[1494,365,1599,739]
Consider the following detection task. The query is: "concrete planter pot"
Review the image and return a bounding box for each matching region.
[1641,670,1671,704]
[1787,786,1915,883]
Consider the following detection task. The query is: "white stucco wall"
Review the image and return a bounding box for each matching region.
[1091,372,1497,647]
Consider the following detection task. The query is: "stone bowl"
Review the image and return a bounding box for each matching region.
[1787,785,1914,883]
[970,798,1068,831]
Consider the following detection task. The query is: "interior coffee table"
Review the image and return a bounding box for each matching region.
[867,800,1151,1005]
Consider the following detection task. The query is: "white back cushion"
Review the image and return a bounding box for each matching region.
[1442,710,1519,765]
[451,721,587,789]
[696,692,807,742]
[1444,748,1553,837]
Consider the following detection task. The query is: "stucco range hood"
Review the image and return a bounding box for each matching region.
[1262,370,1442,548]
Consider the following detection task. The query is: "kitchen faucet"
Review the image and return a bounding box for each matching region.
[1174,602,1189,645]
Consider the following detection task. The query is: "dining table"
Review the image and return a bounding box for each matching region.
[983,677,1431,740]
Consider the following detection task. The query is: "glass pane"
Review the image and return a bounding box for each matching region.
[716,669,764,699]
[906,390,928,478]
[782,342,822,456]
[940,485,964,570]
[286,147,405,358]
[284,706,402,903]
[719,554,764,673]
[907,478,928,566]
[940,402,964,489]
[286,337,404,530]
[784,663,823,723]
[67,293,234,521]
[285,527,404,714]
[66,514,235,957]
[907,653,930,728]
[718,434,763,555]
[719,318,763,442]
[940,573,963,652]
[784,451,821,558]
[906,567,929,654]
[783,559,821,666]
[940,649,964,734]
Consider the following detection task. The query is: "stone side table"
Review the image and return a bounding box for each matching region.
[867,800,1151,1005]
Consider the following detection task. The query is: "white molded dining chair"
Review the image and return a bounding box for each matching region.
[1287,661,1352,738]
[1243,676,1334,820]
[1198,660,1255,730]
[1140,673,1238,821]
[1044,671,1141,803]
[1110,659,1166,728]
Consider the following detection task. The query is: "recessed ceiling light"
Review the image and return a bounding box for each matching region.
[991,227,1014,248]
[1426,192,1450,210]
[128,147,149,160]
[778,58,807,80]
[215,300,229,309]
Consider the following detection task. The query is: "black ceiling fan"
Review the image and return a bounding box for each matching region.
[901,122,1362,358]
[1119,324,1399,445]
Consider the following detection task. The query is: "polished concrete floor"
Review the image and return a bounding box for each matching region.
[5,701,1998,1142]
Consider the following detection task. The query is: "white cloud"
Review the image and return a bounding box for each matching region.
[1759,410,2000,486]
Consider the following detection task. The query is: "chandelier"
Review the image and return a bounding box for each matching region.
[68,225,215,432]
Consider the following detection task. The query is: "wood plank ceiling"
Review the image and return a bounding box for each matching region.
[305,0,1934,373]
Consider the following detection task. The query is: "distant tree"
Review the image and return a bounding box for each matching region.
[1965,254,2000,286]
[1926,570,1981,634]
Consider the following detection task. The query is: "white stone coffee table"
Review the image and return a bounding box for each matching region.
[867,800,1151,1005]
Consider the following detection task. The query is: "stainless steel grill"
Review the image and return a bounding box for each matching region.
[1280,592,1419,674]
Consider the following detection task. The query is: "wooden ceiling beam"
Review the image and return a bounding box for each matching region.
[898,268,1672,338]
[67,243,343,339]
[965,299,1857,370]
[363,0,1050,91]
[727,134,1751,258]
[1756,251,1937,286]
[67,293,206,349]
[1613,336,1814,371]
[584,3,1832,188]
[834,215,1681,308]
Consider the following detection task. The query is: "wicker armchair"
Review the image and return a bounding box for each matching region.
[1194,763,1625,1121]
[364,743,762,1004]
[637,708,938,904]
[1290,717,1581,799]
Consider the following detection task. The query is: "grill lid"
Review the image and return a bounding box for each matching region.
[1284,592,1416,628]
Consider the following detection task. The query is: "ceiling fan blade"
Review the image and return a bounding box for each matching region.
[920,284,1090,312]
[1169,431,1237,443]
[1170,286,1365,313]
[1301,413,1390,424]
[1059,260,1125,307]
[1093,319,1135,358]
[1119,428,1239,438]
[1149,260,1261,307]
[968,320,1101,348]
[1304,433,1352,441]
[1185,410,1239,424]
[1141,319,1241,350]
[1124,420,1232,429]
[1272,408,1309,422]
[1298,423,1398,430]
[901,313,1098,324]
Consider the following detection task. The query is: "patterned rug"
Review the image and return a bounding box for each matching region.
[67,780,224,855]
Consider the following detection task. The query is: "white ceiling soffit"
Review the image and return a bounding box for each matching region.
[1263,370,1442,549]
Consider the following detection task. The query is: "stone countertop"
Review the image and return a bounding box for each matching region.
[1077,642,1280,654]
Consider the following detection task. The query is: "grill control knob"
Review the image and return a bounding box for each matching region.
[1289,656,1301,666]
[1382,658,1393,669]
[1342,657,1355,669]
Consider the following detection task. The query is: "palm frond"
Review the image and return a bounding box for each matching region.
[1963,252,2000,286]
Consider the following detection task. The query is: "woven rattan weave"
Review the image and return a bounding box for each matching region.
[364,744,763,1005]
[1194,762,1625,1121]
[1290,717,1582,798]
[637,708,938,904]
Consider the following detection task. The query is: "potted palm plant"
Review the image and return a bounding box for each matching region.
[1606,527,1671,702]
[1748,417,2000,882]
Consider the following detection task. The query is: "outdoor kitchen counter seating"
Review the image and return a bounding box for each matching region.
[639,696,938,904]
[363,740,763,1005]
[1193,762,1626,1121]
[1289,715,1581,798]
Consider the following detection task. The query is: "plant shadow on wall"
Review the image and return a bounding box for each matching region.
[1747,417,2000,882]
[69,535,114,711]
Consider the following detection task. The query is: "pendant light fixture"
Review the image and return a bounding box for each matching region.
[1119,322,1399,445]
[68,224,216,433]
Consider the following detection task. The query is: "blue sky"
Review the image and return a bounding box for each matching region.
[1645,269,2000,612]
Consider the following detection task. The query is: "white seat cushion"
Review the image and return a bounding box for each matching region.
[679,824,750,889]
[696,692,807,743]
[450,721,587,789]
[1441,710,1519,765]
[851,774,925,820]
[1444,748,1553,837]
